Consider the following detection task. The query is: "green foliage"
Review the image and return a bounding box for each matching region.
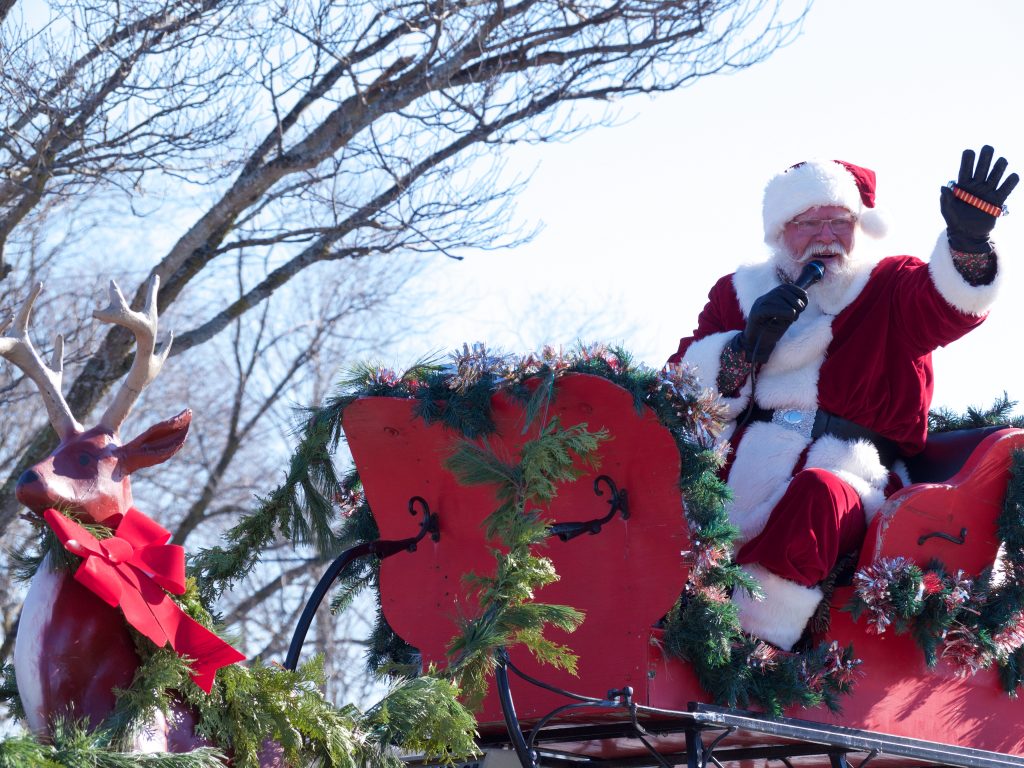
[999,448,1024,571]
[187,657,363,768]
[929,392,1024,433]
[364,675,479,764]
[1000,645,1024,693]
[190,410,343,606]
[443,417,602,708]
[191,359,436,608]
[0,720,225,768]
[663,592,740,672]
[364,600,421,677]
[415,375,500,439]
[0,665,23,723]
[663,590,859,716]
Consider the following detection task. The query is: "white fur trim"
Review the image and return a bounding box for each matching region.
[804,434,890,523]
[928,232,1001,316]
[892,459,911,488]
[733,261,782,316]
[762,160,885,245]
[811,251,881,316]
[754,309,832,410]
[859,209,887,238]
[727,422,810,542]
[734,564,823,651]
[679,330,751,420]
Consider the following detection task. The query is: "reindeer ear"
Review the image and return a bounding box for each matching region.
[115,409,192,475]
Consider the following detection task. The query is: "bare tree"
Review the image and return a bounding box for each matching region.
[0,0,806,532]
[0,256,421,718]
[119,257,423,705]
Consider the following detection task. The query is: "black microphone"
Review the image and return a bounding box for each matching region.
[794,259,826,290]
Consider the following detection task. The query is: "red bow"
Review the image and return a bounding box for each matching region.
[43,507,245,693]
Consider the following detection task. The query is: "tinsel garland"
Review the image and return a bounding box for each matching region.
[321,343,862,717]
[847,448,1024,686]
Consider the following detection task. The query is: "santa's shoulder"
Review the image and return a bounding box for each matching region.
[867,254,927,281]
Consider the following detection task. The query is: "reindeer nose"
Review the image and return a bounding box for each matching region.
[15,468,51,516]
[17,469,39,487]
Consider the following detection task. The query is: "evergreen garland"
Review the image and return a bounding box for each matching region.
[0,664,23,723]
[442,418,605,707]
[0,720,226,768]
[846,448,1024,687]
[316,343,864,717]
[0,670,479,768]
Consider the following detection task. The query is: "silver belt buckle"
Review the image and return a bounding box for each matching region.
[771,408,815,439]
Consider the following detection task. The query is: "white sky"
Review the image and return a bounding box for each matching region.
[410,0,1024,416]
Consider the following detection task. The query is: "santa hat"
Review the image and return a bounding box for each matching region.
[762,159,887,245]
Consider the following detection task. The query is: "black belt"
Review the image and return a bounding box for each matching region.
[739,405,901,468]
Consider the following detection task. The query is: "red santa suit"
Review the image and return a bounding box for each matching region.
[669,160,1002,650]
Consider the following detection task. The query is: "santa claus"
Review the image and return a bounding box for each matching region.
[668,146,1018,650]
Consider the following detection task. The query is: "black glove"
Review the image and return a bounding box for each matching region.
[733,283,808,364]
[940,145,1019,253]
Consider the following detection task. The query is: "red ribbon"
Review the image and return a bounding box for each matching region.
[43,507,245,693]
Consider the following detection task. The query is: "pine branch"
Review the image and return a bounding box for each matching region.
[0,719,226,767]
[929,392,1024,433]
[0,664,23,723]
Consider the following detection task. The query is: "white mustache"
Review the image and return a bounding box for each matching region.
[801,242,848,261]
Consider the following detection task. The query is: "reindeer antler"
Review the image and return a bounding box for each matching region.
[0,283,83,440]
[94,275,173,434]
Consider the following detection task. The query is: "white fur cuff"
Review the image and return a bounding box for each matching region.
[928,232,1001,316]
[804,434,889,524]
[680,330,750,419]
[734,564,823,651]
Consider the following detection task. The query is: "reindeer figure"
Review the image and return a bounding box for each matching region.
[2,277,226,748]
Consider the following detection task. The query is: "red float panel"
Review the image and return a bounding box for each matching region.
[343,374,687,720]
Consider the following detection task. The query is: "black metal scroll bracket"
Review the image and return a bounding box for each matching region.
[548,474,630,542]
[918,527,967,546]
[283,496,440,671]
[495,651,677,768]
[495,649,539,768]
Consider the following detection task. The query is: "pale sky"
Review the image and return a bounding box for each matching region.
[410,0,1024,416]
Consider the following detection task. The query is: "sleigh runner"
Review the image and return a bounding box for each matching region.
[288,351,1024,768]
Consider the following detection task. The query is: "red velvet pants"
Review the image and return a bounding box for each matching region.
[734,468,867,587]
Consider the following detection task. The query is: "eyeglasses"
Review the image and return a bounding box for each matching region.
[788,217,857,235]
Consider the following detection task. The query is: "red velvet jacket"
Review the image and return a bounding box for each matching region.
[669,255,987,457]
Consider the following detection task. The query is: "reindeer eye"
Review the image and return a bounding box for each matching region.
[78,454,91,466]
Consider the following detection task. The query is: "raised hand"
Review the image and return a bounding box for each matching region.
[941,145,1019,251]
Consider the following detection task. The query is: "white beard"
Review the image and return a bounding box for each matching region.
[771,243,860,315]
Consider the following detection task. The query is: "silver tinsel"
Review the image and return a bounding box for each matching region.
[852,556,916,634]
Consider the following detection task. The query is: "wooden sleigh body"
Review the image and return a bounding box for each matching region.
[300,372,1024,768]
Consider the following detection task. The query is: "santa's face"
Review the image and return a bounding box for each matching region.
[777,205,857,280]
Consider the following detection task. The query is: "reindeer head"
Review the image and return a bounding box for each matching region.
[1,277,190,527]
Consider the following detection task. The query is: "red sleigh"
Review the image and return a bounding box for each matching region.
[288,372,1024,768]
